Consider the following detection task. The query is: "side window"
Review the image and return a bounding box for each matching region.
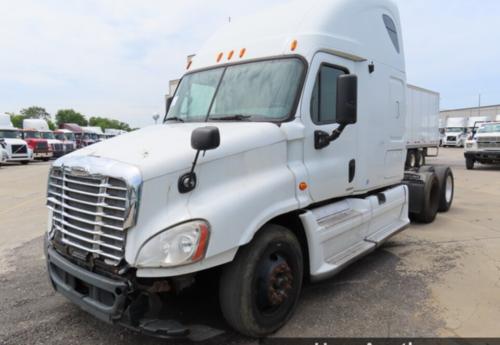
[311,65,345,125]
[383,14,400,53]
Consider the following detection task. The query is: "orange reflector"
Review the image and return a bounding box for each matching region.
[239,48,246,58]
[186,61,192,70]
[216,52,223,63]
[291,39,298,51]
[192,223,209,262]
[299,182,308,191]
[228,50,234,60]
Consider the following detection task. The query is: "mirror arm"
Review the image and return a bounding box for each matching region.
[328,124,347,142]
[178,150,201,194]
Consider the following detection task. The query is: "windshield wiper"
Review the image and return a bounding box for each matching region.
[164,117,185,123]
[210,115,252,121]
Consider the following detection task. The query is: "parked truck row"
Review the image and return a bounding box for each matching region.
[0,114,125,166]
[44,0,456,340]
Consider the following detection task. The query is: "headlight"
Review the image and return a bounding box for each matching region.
[136,220,210,268]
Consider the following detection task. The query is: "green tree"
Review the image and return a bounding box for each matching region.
[88,116,131,132]
[20,106,50,120]
[55,109,88,127]
[7,113,24,128]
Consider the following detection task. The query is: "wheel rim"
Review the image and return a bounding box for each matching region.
[445,174,453,203]
[256,252,294,315]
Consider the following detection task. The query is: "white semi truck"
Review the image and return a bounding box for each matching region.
[442,117,467,147]
[45,0,454,338]
[405,84,440,168]
[0,114,32,165]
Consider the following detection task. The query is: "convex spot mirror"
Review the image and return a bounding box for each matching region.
[336,74,358,125]
[191,126,220,151]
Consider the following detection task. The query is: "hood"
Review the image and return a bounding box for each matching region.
[4,138,27,145]
[59,122,286,181]
[47,139,63,144]
[475,132,500,138]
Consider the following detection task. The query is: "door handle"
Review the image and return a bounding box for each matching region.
[349,159,355,183]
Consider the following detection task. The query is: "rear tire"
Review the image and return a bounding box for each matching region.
[219,224,303,337]
[465,157,474,170]
[410,173,440,223]
[434,166,454,212]
[406,150,417,170]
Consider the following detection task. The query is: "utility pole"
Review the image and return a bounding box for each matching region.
[478,94,481,117]
[153,114,160,125]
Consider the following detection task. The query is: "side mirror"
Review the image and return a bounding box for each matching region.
[191,126,220,151]
[166,96,173,114]
[178,126,220,194]
[336,74,358,125]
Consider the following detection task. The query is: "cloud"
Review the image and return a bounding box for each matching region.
[1,0,499,127]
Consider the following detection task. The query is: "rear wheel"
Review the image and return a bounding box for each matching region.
[411,173,440,223]
[465,157,474,170]
[219,225,303,337]
[406,150,417,170]
[434,166,454,212]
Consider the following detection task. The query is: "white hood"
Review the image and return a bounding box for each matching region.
[59,122,287,181]
[4,138,27,146]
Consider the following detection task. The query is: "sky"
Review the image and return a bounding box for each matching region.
[1,0,499,128]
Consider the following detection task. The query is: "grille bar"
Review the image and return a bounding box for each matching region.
[49,182,127,202]
[52,216,124,242]
[51,175,128,191]
[61,237,122,262]
[48,197,125,222]
[48,192,126,212]
[50,207,124,231]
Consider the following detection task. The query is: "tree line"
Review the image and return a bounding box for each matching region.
[6,106,132,132]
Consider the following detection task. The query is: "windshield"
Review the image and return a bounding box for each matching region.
[447,127,463,133]
[54,133,65,140]
[166,58,305,122]
[24,131,41,139]
[66,133,76,141]
[41,131,55,140]
[478,124,500,133]
[0,130,21,139]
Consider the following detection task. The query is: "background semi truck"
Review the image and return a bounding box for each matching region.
[23,119,65,158]
[0,114,32,164]
[45,0,454,339]
[442,117,467,147]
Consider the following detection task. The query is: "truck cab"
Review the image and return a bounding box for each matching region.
[45,0,453,338]
[22,130,52,161]
[465,121,500,169]
[0,126,32,165]
[443,117,467,147]
[54,129,77,155]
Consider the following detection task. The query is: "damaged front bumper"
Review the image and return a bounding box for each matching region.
[45,243,196,339]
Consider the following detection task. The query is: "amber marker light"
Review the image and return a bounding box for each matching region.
[216,52,224,62]
[227,50,235,60]
[291,39,298,51]
[239,48,246,58]
[299,182,308,191]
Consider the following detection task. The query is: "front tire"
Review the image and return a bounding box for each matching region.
[219,225,303,337]
[21,160,29,165]
[465,157,474,170]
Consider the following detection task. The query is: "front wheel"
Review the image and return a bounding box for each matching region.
[219,225,303,337]
[465,157,474,170]
[21,160,29,165]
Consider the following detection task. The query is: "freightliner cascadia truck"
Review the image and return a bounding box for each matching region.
[45,0,454,338]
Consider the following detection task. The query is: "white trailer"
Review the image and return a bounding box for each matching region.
[442,117,468,147]
[405,84,440,168]
[45,0,454,338]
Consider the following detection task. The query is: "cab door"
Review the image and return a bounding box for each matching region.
[302,52,358,202]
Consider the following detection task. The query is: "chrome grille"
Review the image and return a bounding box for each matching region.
[477,136,500,149]
[47,167,130,265]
